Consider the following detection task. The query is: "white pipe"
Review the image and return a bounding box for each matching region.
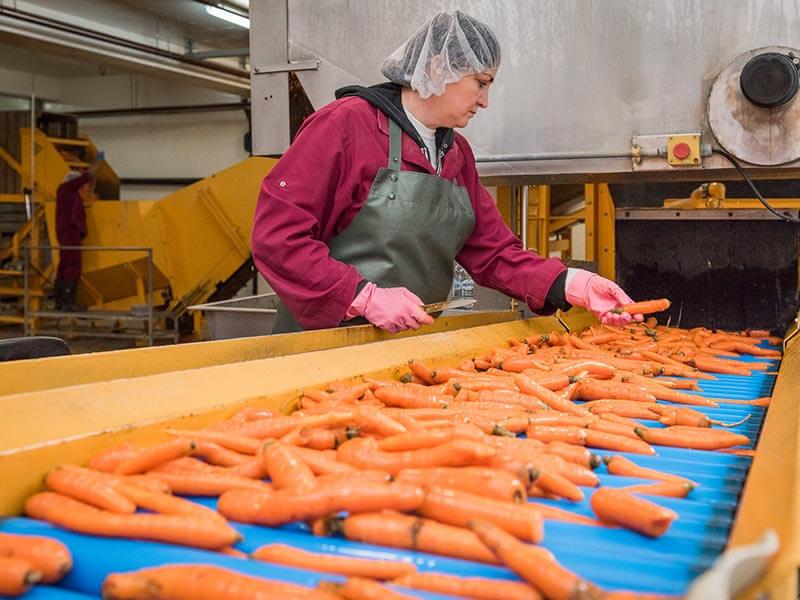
[521,185,529,250]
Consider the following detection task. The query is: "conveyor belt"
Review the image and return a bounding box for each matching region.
[0,348,780,599]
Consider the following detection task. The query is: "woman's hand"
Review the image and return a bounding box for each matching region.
[346,282,434,333]
[565,269,644,326]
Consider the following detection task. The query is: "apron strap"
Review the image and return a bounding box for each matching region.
[388,119,403,171]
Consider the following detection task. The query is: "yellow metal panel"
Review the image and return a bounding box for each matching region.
[0,311,517,396]
[730,332,800,600]
[584,183,598,261]
[0,310,594,516]
[496,186,513,228]
[597,183,615,280]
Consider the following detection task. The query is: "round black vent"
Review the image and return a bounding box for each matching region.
[740,52,800,108]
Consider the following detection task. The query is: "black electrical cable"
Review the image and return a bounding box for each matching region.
[711,147,800,223]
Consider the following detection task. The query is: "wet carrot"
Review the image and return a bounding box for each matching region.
[218,546,247,559]
[292,447,356,475]
[526,425,587,446]
[585,420,639,440]
[251,544,415,579]
[407,359,434,384]
[0,556,41,597]
[229,406,278,422]
[263,441,317,493]
[395,467,526,503]
[352,405,407,437]
[0,532,72,584]
[331,511,499,564]
[115,482,225,522]
[102,564,336,600]
[527,502,605,527]
[191,441,251,467]
[232,411,355,440]
[418,487,544,542]
[590,488,678,537]
[528,463,586,501]
[635,426,750,450]
[329,576,416,600]
[546,441,601,470]
[688,356,751,375]
[113,439,196,476]
[374,387,450,409]
[469,519,601,600]
[621,481,694,498]
[470,390,549,410]
[146,469,270,496]
[393,572,542,600]
[604,456,696,486]
[583,429,656,455]
[25,492,240,550]
[217,481,423,526]
[571,379,657,403]
[337,437,495,475]
[87,442,139,473]
[166,429,260,454]
[584,400,661,421]
[377,424,485,451]
[616,299,671,315]
[315,470,392,488]
[46,464,136,514]
[514,374,589,415]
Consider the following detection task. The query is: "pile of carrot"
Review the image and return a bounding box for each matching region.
[9,317,778,599]
[0,532,72,597]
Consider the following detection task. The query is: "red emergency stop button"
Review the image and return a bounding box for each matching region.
[672,142,691,160]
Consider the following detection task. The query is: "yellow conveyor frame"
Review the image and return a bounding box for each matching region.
[0,312,798,599]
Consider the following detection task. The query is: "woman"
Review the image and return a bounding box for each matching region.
[252,11,641,334]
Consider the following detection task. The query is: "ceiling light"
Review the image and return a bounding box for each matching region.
[206,5,250,29]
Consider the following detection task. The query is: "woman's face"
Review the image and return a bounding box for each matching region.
[429,69,497,128]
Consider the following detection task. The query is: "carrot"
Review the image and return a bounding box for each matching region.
[166,429,260,454]
[604,455,696,486]
[232,411,355,440]
[377,424,485,452]
[218,547,247,559]
[621,481,694,498]
[526,425,587,446]
[635,426,750,450]
[102,564,337,600]
[337,437,495,475]
[115,482,225,523]
[330,511,499,564]
[217,481,423,526]
[546,441,601,470]
[417,487,544,543]
[191,441,251,467]
[328,576,416,600]
[0,556,41,597]
[407,359,434,384]
[46,465,136,514]
[514,374,589,415]
[25,492,240,550]
[251,544,415,579]
[315,470,392,488]
[583,429,656,455]
[145,469,270,496]
[470,390,549,410]
[0,533,71,584]
[113,439,196,476]
[263,441,317,493]
[392,572,542,600]
[615,299,671,315]
[688,356,751,375]
[291,446,356,475]
[571,379,657,403]
[351,405,407,437]
[395,467,526,503]
[374,387,449,409]
[469,519,601,600]
[527,502,606,527]
[528,463,585,501]
[87,442,139,472]
[590,488,678,537]
[229,406,278,422]
[122,474,172,495]
[585,420,639,440]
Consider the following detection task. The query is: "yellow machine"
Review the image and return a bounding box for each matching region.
[0,127,275,335]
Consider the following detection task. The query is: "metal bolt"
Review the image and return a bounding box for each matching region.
[390,174,398,182]
[388,192,396,200]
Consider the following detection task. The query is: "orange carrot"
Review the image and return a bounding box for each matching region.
[218,546,247,559]
[46,465,136,514]
[514,374,589,415]
[166,429,260,454]
[407,359,434,384]
[615,299,671,315]
[0,532,71,584]
[145,469,270,496]
[115,482,225,523]
[191,441,251,467]
[572,379,657,403]
[0,556,41,597]
[546,441,601,470]
[590,488,678,537]
[604,455,696,486]
[635,426,750,450]
[251,544,415,580]
[217,481,423,526]
[102,564,337,600]
[377,424,485,452]
[337,437,495,475]
[330,576,416,600]
[417,487,544,542]
[263,441,317,493]
[291,446,356,476]
[621,481,694,498]
[25,492,240,550]
[331,511,499,564]
[392,572,542,600]
[395,467,526,503]
[527,502,605,527]
[469,519,601,600]
[87,442,139,473]
[113,439,196,476]
[583,429,656,455]
[374,387,450,409]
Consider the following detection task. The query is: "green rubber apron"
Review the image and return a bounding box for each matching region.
[273,119,475,333]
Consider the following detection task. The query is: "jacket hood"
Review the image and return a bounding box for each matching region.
[335,82,455,155]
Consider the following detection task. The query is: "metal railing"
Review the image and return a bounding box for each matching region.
[23,244,155,346]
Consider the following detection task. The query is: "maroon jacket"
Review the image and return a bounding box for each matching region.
[55,172,90,242]
[251,95,566,330]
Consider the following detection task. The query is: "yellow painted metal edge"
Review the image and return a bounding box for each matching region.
[731,330,800,600]
[0,311,517,396]
[0,311,595,516]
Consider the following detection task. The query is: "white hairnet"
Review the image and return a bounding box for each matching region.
[62,171,81,183]
[381,10,501,99]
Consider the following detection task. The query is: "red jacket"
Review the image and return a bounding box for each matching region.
[55,172,90,242]
[251,96,566,330]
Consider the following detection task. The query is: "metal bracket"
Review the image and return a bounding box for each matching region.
[252,60,320,75]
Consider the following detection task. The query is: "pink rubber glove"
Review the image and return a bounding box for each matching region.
[565,268,644,326]
[345,282,434,333]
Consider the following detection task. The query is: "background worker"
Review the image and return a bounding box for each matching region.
[252,11,642,334]
[54,163,97,312]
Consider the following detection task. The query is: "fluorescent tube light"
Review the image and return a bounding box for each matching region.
[206,5,250,29]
